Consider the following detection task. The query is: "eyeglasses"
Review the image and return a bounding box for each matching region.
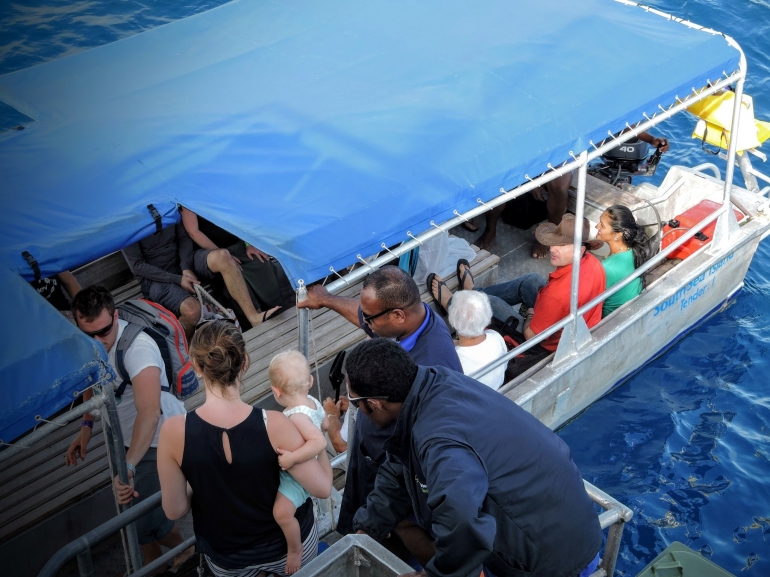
[82,319,115,338]
[361,307,395,325]
[347,394,389,408]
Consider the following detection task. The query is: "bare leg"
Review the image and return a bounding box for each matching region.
[178,296,201,340]
[274,493,303,574]
[140,542,166,574]
[206,249,279,328]
[474,204,506,251]
[394,518,436,569]
[157,523,195,568]
[532,172,571,258]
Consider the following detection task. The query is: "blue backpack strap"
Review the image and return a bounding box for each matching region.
[114,323,145,398]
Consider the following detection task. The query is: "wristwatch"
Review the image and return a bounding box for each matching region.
[126,462,137,477]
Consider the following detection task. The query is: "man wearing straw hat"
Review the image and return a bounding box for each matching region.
[431,214,605,353]
[522,213,606,350]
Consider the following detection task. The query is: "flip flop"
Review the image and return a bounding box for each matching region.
[426,273,451,316]
[262,306,282,323]
[456,259,474,291]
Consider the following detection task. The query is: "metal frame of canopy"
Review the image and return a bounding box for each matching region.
[304,2,748,377]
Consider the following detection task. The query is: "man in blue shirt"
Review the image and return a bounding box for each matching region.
[297,266,461,555]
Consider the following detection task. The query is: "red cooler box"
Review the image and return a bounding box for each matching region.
[661,200,744,260]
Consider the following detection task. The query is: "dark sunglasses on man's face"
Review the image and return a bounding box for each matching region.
[82,319,115,338]
[361,306,395,325]
[348,394,389,408]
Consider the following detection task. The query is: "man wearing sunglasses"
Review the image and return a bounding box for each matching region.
[65,286,192,571]
[297,265,462,552]
[347,339,602,577]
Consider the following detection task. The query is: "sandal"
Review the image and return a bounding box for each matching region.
[456,259,474,291]
[427,273,452,316]
[262,306,282,323]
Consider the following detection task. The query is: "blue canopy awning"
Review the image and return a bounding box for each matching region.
[0,0,740,287]
[0,0,743,442]
[0,268,110,443]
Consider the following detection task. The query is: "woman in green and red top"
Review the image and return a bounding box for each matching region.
[595,205,657,317]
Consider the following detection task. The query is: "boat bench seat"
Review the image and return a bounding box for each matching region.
[568,172,649,219]
[0,240,498,545]
[74,251,214,306]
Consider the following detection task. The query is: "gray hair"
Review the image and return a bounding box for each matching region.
[448,290,492,338]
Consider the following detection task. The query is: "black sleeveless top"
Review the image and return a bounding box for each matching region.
[181,409,313,569]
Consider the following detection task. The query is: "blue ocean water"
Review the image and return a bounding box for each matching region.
[555,1,770,574]
[0,0,768,575]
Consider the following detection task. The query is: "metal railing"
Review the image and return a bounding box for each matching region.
[40,477,633,577]
[39,493,163,577]
[4,366,145,575]
[585,480,635,577]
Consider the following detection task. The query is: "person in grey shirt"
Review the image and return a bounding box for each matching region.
[123,221,278,338]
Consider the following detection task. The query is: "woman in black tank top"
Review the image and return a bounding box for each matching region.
[157,321,332,576]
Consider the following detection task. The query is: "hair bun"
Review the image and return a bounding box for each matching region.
[189,321,248,389]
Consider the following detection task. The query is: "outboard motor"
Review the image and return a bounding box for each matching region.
[589,138,662,186]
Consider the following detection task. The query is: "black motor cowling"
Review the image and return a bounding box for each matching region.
[589,138,662,186]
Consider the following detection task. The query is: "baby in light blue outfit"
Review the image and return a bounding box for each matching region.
[269,350,329,574]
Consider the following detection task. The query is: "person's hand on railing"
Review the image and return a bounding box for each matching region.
[114,471,139,504]
[296,284,330,310]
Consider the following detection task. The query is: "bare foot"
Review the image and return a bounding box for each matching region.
[474,230,496,251]
[285,546,302,574]
[173,546,195,568]
[429,275,453,313]
[249,305,281,327]
[532,241,549,259]
[461,219,479,232]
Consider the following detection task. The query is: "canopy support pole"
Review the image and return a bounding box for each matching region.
[553,152,592,367]
[297,281,310,358]
[712,49,747,251]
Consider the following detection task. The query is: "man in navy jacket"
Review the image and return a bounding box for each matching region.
[347,339,602,577]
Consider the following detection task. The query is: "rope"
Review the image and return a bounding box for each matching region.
[194,284,236,325]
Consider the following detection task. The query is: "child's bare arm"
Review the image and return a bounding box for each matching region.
[277,414,326,470]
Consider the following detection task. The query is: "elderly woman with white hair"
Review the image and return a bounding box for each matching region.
[447,290,508,390]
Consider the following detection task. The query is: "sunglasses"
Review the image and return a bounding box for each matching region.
[82,319,115,338]
[348,394,389,408]
[361,307,395,325]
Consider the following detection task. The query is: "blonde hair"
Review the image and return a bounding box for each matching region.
[268,350,311,395]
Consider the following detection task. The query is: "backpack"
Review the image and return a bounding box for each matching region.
[114,299,199,401]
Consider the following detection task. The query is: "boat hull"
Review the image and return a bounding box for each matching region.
[505,218,768,430]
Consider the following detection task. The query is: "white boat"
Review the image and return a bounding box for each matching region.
[1,0,769,574]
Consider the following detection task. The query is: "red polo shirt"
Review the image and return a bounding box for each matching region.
[529,252,606,351]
